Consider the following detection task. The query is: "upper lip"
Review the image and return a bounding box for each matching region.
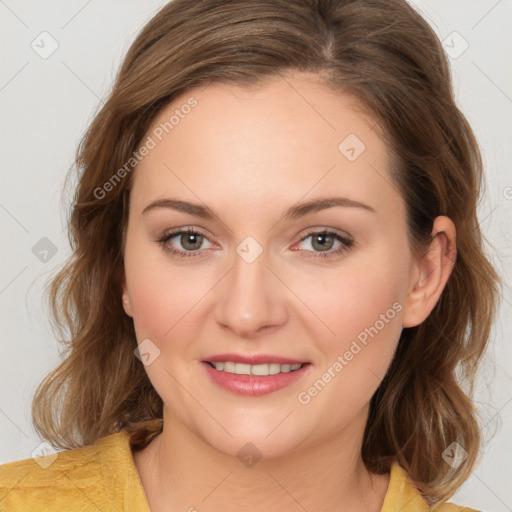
[204,353,309,365]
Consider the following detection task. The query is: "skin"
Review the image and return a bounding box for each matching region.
[121,71,456,512]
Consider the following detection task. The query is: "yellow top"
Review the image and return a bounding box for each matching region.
[0,429,480,512]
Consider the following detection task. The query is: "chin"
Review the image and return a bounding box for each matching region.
[206,431,304,462]
[189,409,313,462]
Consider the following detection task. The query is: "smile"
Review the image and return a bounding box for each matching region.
[202,361,312,396]
[207,361,303,376]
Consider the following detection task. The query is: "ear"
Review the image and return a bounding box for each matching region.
[120,271,133,318]
[402,216,457,328]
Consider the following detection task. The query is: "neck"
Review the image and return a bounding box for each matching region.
[133,408,390,512]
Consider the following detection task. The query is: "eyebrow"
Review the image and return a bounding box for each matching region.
[142,196,376,220]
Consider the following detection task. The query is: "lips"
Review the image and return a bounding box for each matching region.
[201,353,312,396]
[204,353,308,365]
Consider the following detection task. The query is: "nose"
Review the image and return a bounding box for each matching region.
[214,243,288,338]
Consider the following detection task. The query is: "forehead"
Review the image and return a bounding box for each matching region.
[130,73,402,224]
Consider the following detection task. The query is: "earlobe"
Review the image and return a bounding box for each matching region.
[120,274,133,318]
[401,216,457,328]
[122,294,133,317]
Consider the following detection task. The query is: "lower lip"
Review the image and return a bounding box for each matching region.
[202,362,312,397]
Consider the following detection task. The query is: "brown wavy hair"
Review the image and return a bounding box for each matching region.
[32,0,501,506]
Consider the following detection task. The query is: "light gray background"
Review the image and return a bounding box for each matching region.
[0,1,511,510]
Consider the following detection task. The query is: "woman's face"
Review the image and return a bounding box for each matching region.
[122,72,423,458]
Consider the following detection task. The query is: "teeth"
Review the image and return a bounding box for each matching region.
[210,362,303,376]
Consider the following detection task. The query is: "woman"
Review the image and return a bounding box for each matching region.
[0,0,501,511]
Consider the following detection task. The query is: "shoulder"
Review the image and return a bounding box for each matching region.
[0,430,139,512]
[382,460,482,512]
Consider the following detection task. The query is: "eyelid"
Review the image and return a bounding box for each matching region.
[159,226,353,242]
[159,226,217,249]
[297,226,353,242]
[291,228,354,257]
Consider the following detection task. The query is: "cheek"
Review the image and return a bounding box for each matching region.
[296,252,406,348]
[293,252,406,401]
[293,313,402,446]
[124,244,216,409]
[124,238,219,350]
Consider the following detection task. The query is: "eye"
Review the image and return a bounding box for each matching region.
[157,227,215,258]
[293,229,354,259]
[157,227,354,260]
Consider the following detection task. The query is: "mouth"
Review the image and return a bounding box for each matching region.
[205,361,307,376]
[201,357,312,396]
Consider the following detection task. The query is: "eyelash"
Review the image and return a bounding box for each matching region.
[157,227,354,260]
